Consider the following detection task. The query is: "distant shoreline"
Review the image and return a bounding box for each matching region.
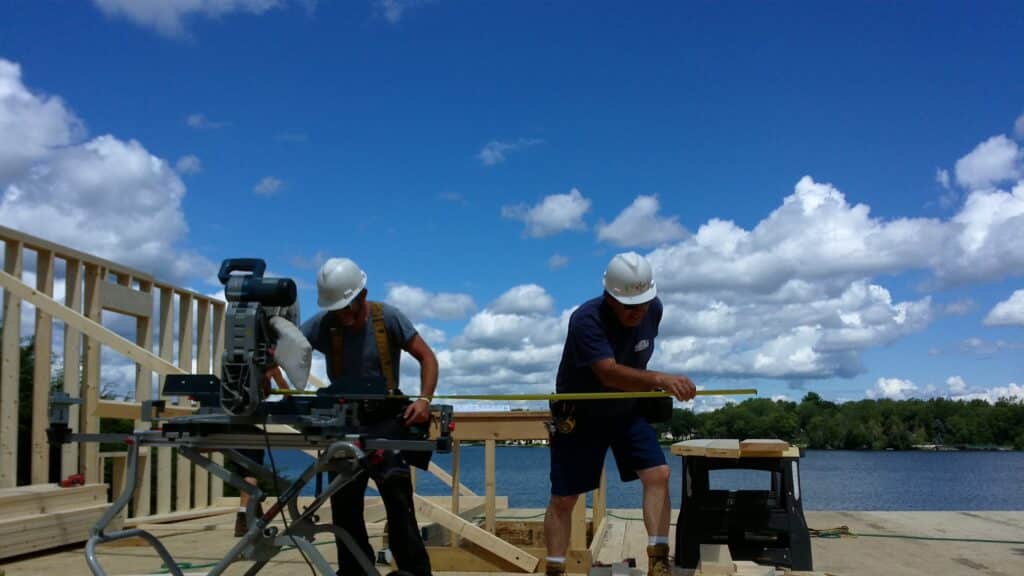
[457,440,1022,452]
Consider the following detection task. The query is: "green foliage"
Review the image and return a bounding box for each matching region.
[663,393,1024,450]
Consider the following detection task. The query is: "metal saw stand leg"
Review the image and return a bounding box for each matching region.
[179,439,378,575]
[84,439,186,576]
[83,436,376,576]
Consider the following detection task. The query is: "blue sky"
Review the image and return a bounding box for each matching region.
[1,1,1023,409]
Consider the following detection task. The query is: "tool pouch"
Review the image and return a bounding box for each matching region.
[547,399,577,435]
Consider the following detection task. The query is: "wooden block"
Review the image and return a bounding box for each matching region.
[0,483,107,519]
[698,543,735,575]
[671,439,714,457]
[0,503,119,559]
[739,439,789,454]
[733,560,776,576]
[412,495,539,572]
[705,439,741,459]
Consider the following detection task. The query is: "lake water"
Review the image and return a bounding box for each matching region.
[271,446,1024,510]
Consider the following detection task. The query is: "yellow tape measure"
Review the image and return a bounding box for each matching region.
[267,389,757,400]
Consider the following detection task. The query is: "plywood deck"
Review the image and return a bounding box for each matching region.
[1,508,1022,575]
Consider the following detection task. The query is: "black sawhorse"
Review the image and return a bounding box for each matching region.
[672,439,813,571]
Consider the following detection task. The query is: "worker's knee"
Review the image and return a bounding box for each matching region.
[637,464,670,487]
[548,494,580,514]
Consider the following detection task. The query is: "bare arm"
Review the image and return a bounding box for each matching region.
[402,333,439,423]
[590,358,697,401]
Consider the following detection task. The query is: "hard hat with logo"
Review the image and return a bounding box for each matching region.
[317,258,367,311]
[603,252,657,305]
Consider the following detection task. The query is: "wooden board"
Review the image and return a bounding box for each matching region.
[738,439,793,458]
[100,281,152,318]
[0,240,23,489]
[671,439,714,457]
[0,483,107,519]
[705,439,741,458]
[0,503,119,560]
[413,495,539,572]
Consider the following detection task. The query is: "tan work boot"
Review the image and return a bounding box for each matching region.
[544,560,566,576]
[647,543,672,576]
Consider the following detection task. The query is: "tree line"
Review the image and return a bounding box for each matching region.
[652,392,1024,450]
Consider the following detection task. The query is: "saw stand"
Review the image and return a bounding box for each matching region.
[48,390,453,576]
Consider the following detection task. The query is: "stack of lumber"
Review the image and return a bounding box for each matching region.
[0,483,115,560]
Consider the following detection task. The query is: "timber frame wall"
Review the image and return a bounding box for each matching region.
[0,224,606,571]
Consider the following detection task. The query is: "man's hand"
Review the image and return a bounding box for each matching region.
[403,398,431,425]
[655,373,697,401]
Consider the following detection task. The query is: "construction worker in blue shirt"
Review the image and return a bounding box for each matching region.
[544,252,697,576]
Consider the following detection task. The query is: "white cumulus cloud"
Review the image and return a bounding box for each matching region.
[867,377,918,400]
[547,253,569,270]
[954,135,1022,190]
[952,383,1024,404]
[0,58,214,283]
[175,154,202,175]
[0,60,83,182]
[374,0,429,24]
[501,188,591,237]
[93,0,284,37]
[946,376,967,394]
[489,284,554,316]
[477,138,542,166]
[597,195,687,247]
[984,289,1024,326]
[385,284,476,321]
[253,176,283,196]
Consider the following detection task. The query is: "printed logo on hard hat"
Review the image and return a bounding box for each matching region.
[623,281,651,296]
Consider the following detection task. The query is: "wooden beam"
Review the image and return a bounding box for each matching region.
[1,240,22,488]
[0,504,116,560]
[588,517,608,559]
[570,493,586,551]
[450,440,461,517]
[593,468,607,527]
[100,281,152,318]
[133,280,154,518]
[156,288,175,515]
[176,293,193,512]
[0,270,185,377]
[0,224,148,283]
[80,265,102,485]
[412,495,539,572]
[209,302,226,502]
[428,459,477,497]
[31,249,54,484]
[192,299,210,508]
[61,258,82,480]
[485,439,496,532]
[452,411,549,441]
[95,399,193,420]
[124,505,236,527]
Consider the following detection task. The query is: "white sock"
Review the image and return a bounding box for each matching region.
[648,536,669,545]
[546,556,566,564]
[238,507,246,513]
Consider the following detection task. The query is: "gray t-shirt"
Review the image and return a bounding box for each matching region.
[300,302,417,389]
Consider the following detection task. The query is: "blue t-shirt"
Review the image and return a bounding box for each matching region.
[555,296,662,421]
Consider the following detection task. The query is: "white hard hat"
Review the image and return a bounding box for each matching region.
[317,258,367,311]
[603,252,657,305]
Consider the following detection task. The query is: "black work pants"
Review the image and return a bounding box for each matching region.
[329,453,432,576]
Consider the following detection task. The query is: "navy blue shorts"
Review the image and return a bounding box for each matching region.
[549,415,666,496]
